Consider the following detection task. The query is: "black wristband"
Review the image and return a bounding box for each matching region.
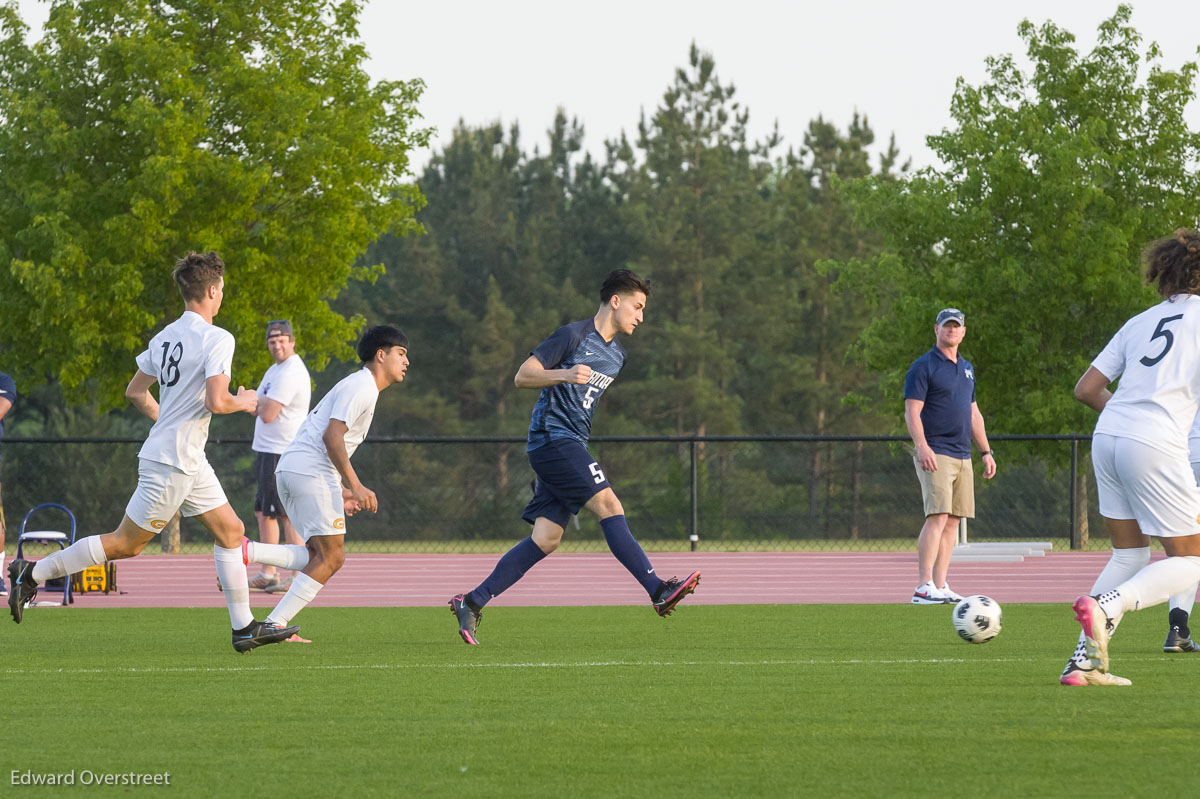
[981,450,992,456]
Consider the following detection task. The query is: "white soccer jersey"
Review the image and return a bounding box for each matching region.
[1092,294,1200,460]
[134,311,235,475]
[1190,410,1200,465]
[276,368,379,479]
[252,354,312,454]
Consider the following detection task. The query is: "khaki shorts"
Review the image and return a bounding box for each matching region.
[913,453,975,518]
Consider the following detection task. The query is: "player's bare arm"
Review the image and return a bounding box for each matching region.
[970,402,996,479]
[1074,366,1114,413]
[125,370,160,421]
[255,397,284,423]
[514,355,591,389]
[324,418,377,513]
[204,373,257,415]
[903,398,937,472]
[0,396,12,422]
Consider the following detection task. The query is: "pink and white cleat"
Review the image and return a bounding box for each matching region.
[1072,595,1113,673]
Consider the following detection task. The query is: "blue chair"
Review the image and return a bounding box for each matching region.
[15,503,77,606]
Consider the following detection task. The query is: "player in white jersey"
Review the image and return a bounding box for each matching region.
[1160,412,1200,653]
[7,251,300,653]
[240,325,409,629]
[1061,230,1200,686]
[248,319,311,595]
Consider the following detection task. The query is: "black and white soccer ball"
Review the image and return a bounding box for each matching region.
[952,595,1002,644]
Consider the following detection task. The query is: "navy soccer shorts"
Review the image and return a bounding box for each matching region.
[522,438,611,528]
[253,451,287,518]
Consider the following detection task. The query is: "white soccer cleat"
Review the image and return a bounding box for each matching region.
[1060,663,1131,687]
[911,581,946,605]
[1072,595,1112,673]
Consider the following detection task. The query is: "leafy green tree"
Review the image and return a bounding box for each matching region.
[613,43,778,437]
[0,0,428,407]
[830,5,1200,435]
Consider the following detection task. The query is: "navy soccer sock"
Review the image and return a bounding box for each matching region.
[601,515,663,597]
[469,536,547,608]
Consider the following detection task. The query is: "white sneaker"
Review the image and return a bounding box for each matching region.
[940,584,964,604]
[911,582,946,605]
[1060,663,1131,686]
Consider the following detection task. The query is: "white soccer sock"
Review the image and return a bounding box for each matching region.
[1106,556,1200,620]
[214,545,255,630]
[246,541,309,570]
[265,572,323,627]
[1067,547,1150,670]
[31,535,106,583]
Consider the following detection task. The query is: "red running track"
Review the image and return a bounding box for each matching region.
[38,550,1142,609]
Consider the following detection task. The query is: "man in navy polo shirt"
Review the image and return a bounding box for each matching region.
[903,308,997,604]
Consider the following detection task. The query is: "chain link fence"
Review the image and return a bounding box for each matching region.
[1,435,1103,555]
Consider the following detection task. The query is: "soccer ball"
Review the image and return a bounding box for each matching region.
[952,595,1002,644]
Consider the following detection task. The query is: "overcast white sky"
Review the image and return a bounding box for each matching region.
[13,1,1200,172]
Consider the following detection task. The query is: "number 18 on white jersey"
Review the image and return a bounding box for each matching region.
[134,310,236,475]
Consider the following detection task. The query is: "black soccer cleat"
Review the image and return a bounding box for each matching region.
[8,559,39,624]
[232,621,301,653]
[652,570,701,617]
[449,593,481,645]
[1164,625,1200,653]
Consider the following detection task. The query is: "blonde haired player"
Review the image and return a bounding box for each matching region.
[1064,229,1200,686]
[8,252,299,652]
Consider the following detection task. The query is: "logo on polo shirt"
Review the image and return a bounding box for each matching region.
[964,368,974,380]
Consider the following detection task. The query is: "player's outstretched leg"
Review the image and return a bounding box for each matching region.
[7,559,38,624]
[449,593,482,645]
[652,571,701,617]
[232,620,301,653]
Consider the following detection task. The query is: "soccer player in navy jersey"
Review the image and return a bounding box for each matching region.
[450,269,701,645]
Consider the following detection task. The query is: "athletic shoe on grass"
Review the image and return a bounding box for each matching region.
[8,559,38,624]
[232,621,300,653]
[1060,663,1131,686]
[652,571,701,617]
[265,576,293,594]
[1073,595,1112,673]
[1164,626,1200,653]
[449,593,481,645]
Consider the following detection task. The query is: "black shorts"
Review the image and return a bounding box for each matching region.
[253,451,287,518]
[522,438,611,528]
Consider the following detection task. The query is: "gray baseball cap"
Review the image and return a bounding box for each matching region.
[935,308,965,326]
[266,319,294,339]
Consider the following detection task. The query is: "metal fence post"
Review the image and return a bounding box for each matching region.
[689,437,699,552]
[1069,439,1079,550]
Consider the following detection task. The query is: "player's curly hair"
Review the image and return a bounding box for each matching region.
[600,269,651,303]
[173,251,225,302]
[1145,229,1200,299]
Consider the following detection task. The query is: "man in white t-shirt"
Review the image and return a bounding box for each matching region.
[7,251,300,653]
[241,325,409,628]
[248,319,311,595]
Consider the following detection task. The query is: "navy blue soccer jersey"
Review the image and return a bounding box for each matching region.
[526,319,626,451]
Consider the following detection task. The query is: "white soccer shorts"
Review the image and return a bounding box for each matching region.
[276,470,346,540]
[1093,433,1200,538]
[125,458,229,532]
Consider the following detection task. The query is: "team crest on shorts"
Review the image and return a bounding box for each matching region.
[151,520,167,530]
[334,518,346,529]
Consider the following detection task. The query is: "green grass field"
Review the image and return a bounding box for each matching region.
[3,603,1193,797]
